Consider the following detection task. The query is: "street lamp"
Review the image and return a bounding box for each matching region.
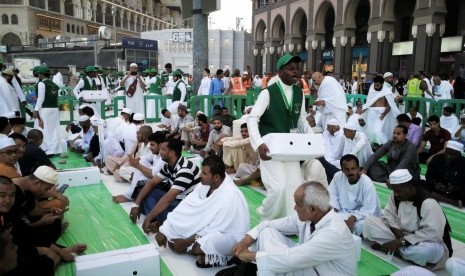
[111,6,117,70]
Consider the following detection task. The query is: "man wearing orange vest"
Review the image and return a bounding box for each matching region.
[261,72,272,89]
[230,69,246,95]
[243,71,252,90]
[300,71,310,95]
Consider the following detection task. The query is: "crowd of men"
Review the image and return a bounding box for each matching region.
[1,55,465,275]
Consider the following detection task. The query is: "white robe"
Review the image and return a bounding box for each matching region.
[316,76,347,128]
[446,257,465,276]
[0,77,18,113]
[432,81,453,100]
[247,78,311,220]
[323,130,344,167]
[440,115,459,135]
[198,76,212,96]
[362,86,400,145]
[329,172,382,236]
[249,210,357,276]
[124,76,145,114]
[11,77,25,111]
[159,175,250,266]
[342,131,373,167]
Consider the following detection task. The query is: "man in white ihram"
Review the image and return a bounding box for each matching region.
[232,182,357,276]
[247,54,310,221]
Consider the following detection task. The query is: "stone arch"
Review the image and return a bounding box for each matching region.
[105,6,113,25]
[11,14,18,25]
[123,12,128,29]
[130,14,135,31]
[34,34,44,47]
[344,0,371,28]
[2,14,8,24]
[96,3,103,23]
[115,10,121,28]
[270,14,285,42]
[290,8,307,36]
[314,0,335,34]
[381,0,418,20]
[255,19,266,42]
[1,32,22,46]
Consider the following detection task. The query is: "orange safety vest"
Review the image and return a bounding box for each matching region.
[231,76,246,95]
[301,77,310,95]
[243,78,252,90]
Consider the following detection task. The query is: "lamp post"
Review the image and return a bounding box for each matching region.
[111,6,117,70]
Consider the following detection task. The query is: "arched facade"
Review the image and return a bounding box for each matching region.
[252,0,463,79]
[1,32,22,46]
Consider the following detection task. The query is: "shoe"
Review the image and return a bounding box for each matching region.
[196,257,235,268]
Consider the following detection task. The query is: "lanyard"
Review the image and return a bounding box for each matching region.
[277,81,293,112]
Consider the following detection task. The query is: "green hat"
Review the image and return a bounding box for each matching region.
[85,66,98,73]
[276,54,301,70]
[36,66,50,74]
[172,70,182,77]
[117,71,124,76]
[32,66,40,73]
[150,68,158,74]
[143,69,151,73]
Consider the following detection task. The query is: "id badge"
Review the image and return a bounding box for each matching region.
[290,128,298,133]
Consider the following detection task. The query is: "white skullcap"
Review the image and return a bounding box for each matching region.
[327,119,339,126]
[33,166,58,185]
[196,111,204,115]
[121,108,132,115]
[344,123,358,131]
[347,103,353,108]
[0,112,16,119]
[78,115,90,122]
[389,169,412,185]
[133,113,145,121]
[446,141,464,152]
[0,138,16,150]
[383,72,393,78]
[79,104,89,109]
[242,71,248,74]
[91,118,104,126]
[130,63,138,67]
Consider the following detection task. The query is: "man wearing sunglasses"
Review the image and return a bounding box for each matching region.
[0,138,21,179]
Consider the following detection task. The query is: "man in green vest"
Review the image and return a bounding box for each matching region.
[33,66,63,155]
[166,70,187,112]
[147,68,162,95]
[247,54,311,221]
[72,65,98,101]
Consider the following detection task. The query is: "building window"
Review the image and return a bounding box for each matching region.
[2,14,9,24]
[65,0,74,16]
[11,14,18,24]
[72,24,75,33]
[81,26,84,35]
[96,4,103,23]
[30,0,45,9]
[67,23,70,32]
[260,0,268,7]
[48,0,60,13]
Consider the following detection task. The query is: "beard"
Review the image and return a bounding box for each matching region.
[214,126,222,131]
[130,71,137,75]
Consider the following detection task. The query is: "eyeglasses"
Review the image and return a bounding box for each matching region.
[0,149,20,155]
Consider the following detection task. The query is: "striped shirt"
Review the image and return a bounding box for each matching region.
[157,157,201,199]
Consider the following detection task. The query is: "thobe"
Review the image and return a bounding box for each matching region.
[105,141,150,182]
[204,125,232,151]
[432,81,453,100]
[123,76,145,114]
[300,159,328,187]
[329,172,381,236]
[222,137,259,176]
[446,257,465,276]
[73,127,94,153]
[342,131,373,167]
[34,80,63,154]
[0,76,18,113]
[362,86,401,145]
[198,76,212,96]
[316,76,347,128]
[52,72,64,87]
[103,115,129,158]
[323,130,344,167]
[248,78,310,220]
[123,152,165,200]
[440,115,459,135]
[120,123,139,155]
[249,210,357,276]
[11,77,26,111]
[72,77,101,117]
[363,193,448,270]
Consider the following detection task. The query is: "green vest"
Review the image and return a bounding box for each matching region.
[258,82,303,136]
[149,76,162,94]
[41,79,59,108]
[407,78,422,97]
[80,76,96,91]
[173,80,184,101]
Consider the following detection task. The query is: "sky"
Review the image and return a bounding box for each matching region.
[208,0,252,32]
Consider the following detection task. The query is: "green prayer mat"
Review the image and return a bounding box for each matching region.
[238,186,399,275]
[50,150,90,170]
[375,184,465,244]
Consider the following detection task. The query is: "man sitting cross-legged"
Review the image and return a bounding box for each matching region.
[329,154,382,236]
[130,138,201,233]
[231,182,357,276]
[112,131,166,203]
[155,156,249,268]
[363,169,452,271]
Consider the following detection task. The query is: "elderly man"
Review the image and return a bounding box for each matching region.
[120,63,146,114]
[363,125,420,182]
[312,71,347,128]
[432,75,453,100]
[397,114,422,147]
[424,141,465,208]
[342,123,373,167]
[363,169,452,270]
[69,115,94,154]
[329,154,381,236]
[247,54,310,220]
[362,75,401,147]
[156,156,249,268]
[0,138,21,179]
[231,182,357,275]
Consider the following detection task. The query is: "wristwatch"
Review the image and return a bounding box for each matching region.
[132,203,139,208]
[400,237,406,246]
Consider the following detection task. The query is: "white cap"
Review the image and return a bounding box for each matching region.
[344,123,358,131]
[0,138,16,150]
[446,141,464,152]
[33,166,58,185]
[195,111,204,115]
[0,112,16,119]
[383,72,393,78]
[91,118,104,126]
[327,119,339,126]
[133,113,145,121]
[242,71,248,75]
[347,103,353,108]
[389,169,412,185]
[121,108,132,115]
[130,63,138,67]
[78,115,90,122]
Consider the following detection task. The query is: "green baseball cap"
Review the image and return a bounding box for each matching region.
[172,70,182,77]
[32,66,41,72]
[143,69,150,73]
[85,66,98,73]
[36,66,50,74]
[276,54,301,70]
[150,68,158,74]
[117,71,124,76]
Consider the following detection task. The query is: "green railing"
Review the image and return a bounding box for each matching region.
[435,99,465,117]
[188,95,250,118]
[402,97,437,126]
[346,94,368,105]
[143,95,171,123]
